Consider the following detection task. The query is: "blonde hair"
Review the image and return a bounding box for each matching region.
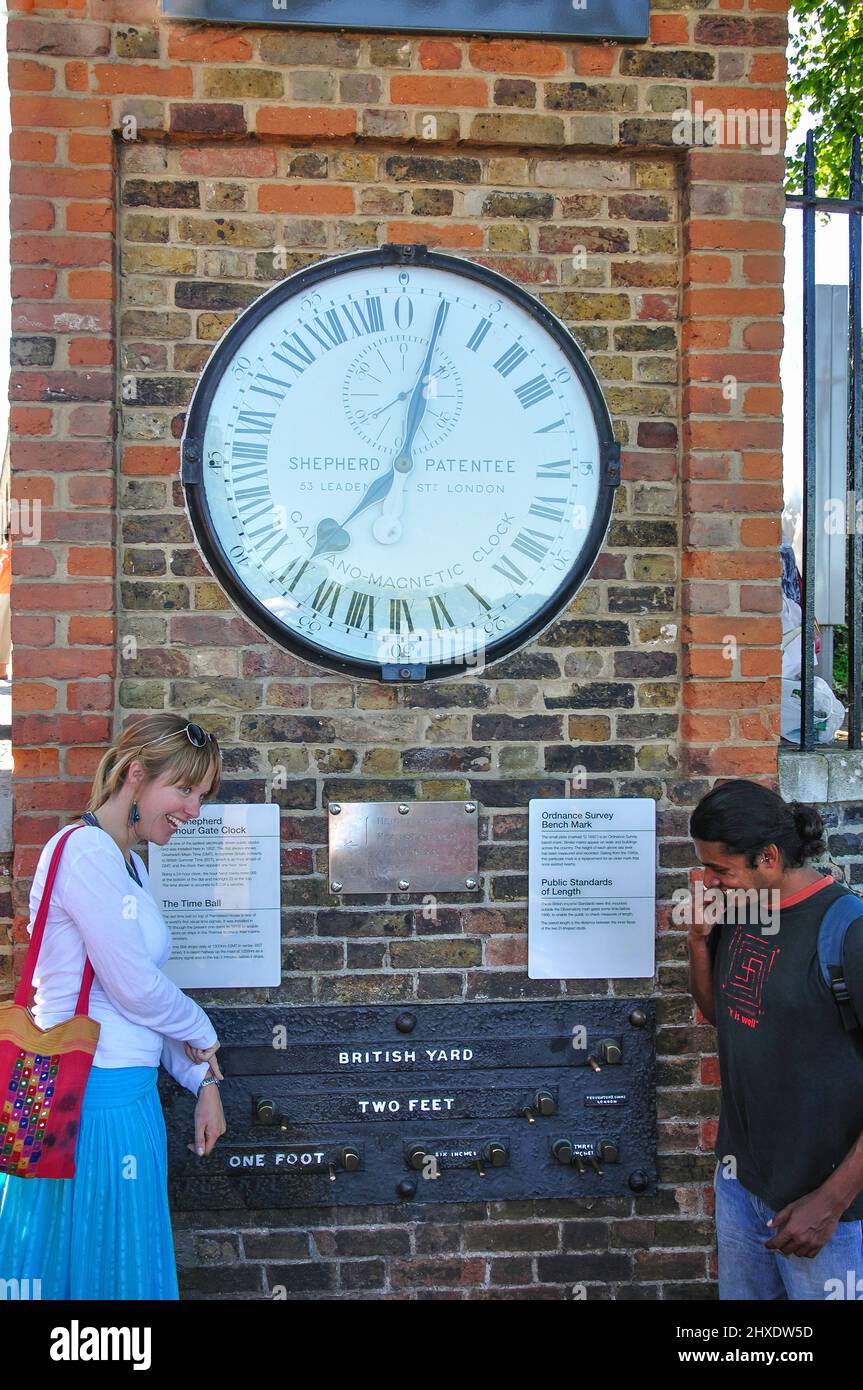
[88,714,222,812]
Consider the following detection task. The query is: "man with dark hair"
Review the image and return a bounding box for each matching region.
[687,778,863,1300]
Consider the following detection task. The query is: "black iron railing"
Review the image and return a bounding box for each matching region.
[786,130,863,751]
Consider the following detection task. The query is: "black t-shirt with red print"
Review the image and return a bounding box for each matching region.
[707,877,863,1218]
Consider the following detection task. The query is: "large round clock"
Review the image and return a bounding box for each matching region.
[181,244,620,682]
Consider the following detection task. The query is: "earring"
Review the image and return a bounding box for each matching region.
[129,802,140,826]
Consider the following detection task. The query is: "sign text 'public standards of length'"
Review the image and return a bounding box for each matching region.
[528,798,656,980]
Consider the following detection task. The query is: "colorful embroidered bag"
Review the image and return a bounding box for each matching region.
[0,824,100,1179]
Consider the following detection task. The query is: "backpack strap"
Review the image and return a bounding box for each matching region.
[818,894,863,1032]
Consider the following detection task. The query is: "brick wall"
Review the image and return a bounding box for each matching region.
[5,0,791,1297]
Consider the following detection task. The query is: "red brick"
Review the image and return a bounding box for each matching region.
[256,107,356,137]
[682,713,732,740]
[743,320,783,350]
[688,151,785,183]
[686,480,784,517]
[122,445,179,477]
[69,404,114,436]
[68,133,114,164]
[11,131,56,162]
[740,517,781,547]
[66,203,114,234]
[683,679,779,709]
[65,61,89,92]
[484,936,528,966]
[683,551,778,580]
[637,293,677,321]
[68,475,114,506]
[92,64,193,97]
[650,14,689,43]
[10,615,55,646]
[7,19,110,58]
[13,647,113,678]
[13,167,113,197]
[13,441,112,473]
[743,386,783,416]
[12,234,112,267]
[179,146,277,176]
[687,747,778,776]
[15,682,58,712]
[692,84,787,114]
[12,548,56,578]
[11,96,112,128]
[68,680,113,711]
[419,39,462,69]
[167,27,253,62]
[743,254,785,283]
[685,288,783,317]
[467,39,565,74]
[688,219,784,252]
[69,338,113,367]
[10,406,52,436]
[13,714,112,745]
[11,199,54,231]
[684,423,783,453]
[12,268,57,299]
[68,616,115,645]
[12,581,113,612]
[740,650,783,677]
[13,301,110,333]
[683,617,780,646]
[8,59,56,92]
[390,75,488,105]
[68,270,114,300]
[749,53,786,83]
[687,352,779,384]
[13,747,60,777]
[15,780,92,811]
[683,253,730,284]
[65,746,104,776]
[681,320,730,350]
[67,546,115,576]
[258,185,354,214]
[387,221,483,248]
[571,45,616,76]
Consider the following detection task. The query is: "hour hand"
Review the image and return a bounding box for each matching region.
[310,466,396,558]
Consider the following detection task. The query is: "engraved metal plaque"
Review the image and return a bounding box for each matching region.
[327,801,478,894]
[163,1001,657,1208]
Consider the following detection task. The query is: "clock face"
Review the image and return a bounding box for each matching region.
[182,246,618,680]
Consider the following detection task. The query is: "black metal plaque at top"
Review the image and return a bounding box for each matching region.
[163,1002,656,1207]
[162,0,649,41]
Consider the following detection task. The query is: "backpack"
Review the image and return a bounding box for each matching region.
[818,894,863,1032]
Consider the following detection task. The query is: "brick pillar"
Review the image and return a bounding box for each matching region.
[8,9,118,963]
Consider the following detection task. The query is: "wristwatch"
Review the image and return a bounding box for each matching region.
[197,1075,221,1094]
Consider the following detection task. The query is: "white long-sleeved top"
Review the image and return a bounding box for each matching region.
[27,823,216,1096]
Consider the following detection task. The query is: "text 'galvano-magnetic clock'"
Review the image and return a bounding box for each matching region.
[181,244,620,682]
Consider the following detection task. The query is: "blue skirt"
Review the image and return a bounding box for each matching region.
[0,1065,179,1300]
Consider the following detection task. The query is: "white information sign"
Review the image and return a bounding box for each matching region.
[528,799,656,980]
[150,803,281,988]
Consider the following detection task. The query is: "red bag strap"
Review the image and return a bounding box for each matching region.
[15,822,95,1016]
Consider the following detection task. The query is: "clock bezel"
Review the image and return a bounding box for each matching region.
[181,243,620,683]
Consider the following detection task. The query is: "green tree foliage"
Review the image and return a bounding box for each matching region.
[787,0,863,195]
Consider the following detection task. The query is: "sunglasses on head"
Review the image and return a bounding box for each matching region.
[137,721,213,753]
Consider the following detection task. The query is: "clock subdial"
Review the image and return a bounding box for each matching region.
[342,336,463,451]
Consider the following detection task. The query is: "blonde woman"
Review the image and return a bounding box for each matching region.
[0,714,226,1299]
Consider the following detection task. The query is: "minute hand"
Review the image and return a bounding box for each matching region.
[400,298,448,457]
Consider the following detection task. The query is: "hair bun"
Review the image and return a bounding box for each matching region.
[790,803,825,846]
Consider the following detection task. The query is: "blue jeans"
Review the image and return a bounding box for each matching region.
[715,1167,863,1300]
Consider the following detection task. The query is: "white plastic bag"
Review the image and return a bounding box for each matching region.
[781,675,846,743]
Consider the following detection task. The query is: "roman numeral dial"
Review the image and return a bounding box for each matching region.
[189,249,616,679]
